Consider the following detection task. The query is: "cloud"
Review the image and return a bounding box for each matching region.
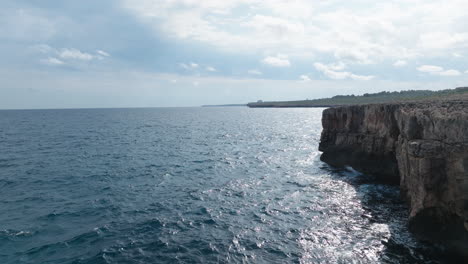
[122,0,468,64]
[314,62,374,81]
[262,54,290,67]
[31,46,110,66]
[300,75,311,81]
[59,48,94,61]
[418,32,468,50]
[96,50,111,60]
[179,62,199,70]
[97,50,110,57]
[181,64,215,72]
[325,61,346,71]
[417,65,461,76]
[349,74,375,81]
[438,69,461,76]
[243,14,305,39]
[334,49,373,64]
[417,65,443,73]
[248,69,262,75]
[393,60,407,67]
[41,57,64,66]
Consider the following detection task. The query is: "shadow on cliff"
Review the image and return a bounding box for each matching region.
[319,163,462,264]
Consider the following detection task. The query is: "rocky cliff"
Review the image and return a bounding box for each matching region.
[319,98,468,256]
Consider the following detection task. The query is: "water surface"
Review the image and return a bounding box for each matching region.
[0,107,448,263]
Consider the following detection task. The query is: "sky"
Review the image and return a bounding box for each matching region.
[1,0,468,109]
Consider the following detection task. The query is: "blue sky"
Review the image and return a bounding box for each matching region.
[1,0,468,109]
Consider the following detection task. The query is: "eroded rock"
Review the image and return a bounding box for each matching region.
[319,99,468,256]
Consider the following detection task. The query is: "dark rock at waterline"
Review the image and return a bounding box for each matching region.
[319,97,468,258]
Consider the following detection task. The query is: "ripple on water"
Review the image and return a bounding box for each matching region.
[0,108,453,264]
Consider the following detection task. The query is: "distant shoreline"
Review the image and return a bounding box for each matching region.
[247,104,336,108]
[201,104,246,107]
[247,87,468,108]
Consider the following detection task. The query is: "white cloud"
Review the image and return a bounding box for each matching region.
[417,65,444,73]
[326,61,346,71]
[438,69,461,76]
[350,74,375,81]
[41,57,64,66]
[205,66,216,72]
[465,70,468,74]
[248,69,262,75]
[59,48,94,61]
[393,60,407,67]
[314,62,374,81]
[122,0,468,63]
[243,14,305,39]
[300,75,311,81]
[180,62,200,70]
[31,46,109,65]
[97,50,110,57]
[334,49,373,64]
[418,32,468,50]
[417,65,461,76]
[262,54,290,67]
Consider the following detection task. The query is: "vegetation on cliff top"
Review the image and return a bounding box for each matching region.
[247,87,468,108]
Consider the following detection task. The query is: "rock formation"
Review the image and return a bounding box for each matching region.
[319,98,468,256]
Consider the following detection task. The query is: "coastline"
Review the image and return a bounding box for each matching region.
[318,97,468,258]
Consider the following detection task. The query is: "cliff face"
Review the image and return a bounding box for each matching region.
[319,99,468,254]
[319,104,401,183]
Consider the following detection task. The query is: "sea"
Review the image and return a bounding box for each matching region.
[0,107,453,263]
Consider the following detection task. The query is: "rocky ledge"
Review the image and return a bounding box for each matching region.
[319,98,468,256]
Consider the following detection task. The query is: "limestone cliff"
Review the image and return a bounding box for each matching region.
[319,98,468,255]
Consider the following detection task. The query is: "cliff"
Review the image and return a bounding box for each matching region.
[319,98,468,256]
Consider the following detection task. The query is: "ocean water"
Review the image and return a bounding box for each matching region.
[0,107,450,263]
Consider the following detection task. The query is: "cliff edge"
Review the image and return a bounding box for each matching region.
[319,98,468,256]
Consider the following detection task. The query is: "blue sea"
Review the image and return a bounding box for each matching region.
[0,107,450,263]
